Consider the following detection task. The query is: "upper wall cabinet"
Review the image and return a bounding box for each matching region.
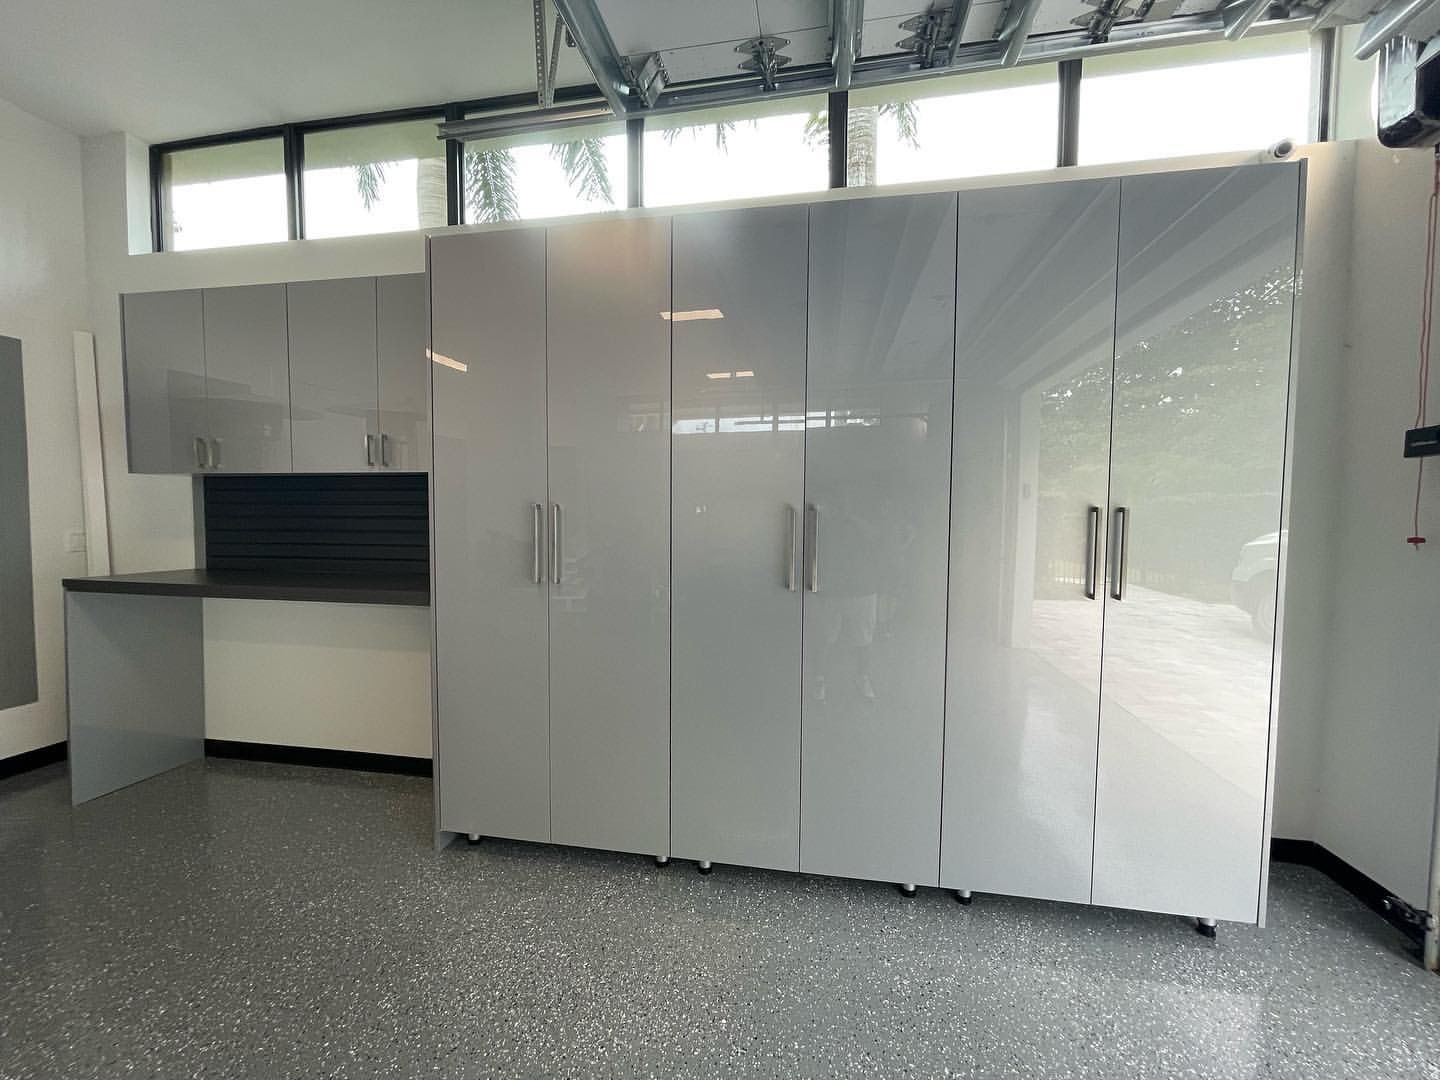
[288,277,380,472]
[122,289,207,474]
[377,274,430,472]
[122,274,428,475]
[202,285,292,473]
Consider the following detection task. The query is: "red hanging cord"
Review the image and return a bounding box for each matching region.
[1408,147,1439,549]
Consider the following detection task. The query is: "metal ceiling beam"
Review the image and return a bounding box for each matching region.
[552,0,633,114]
[1309,0,1350,30]
[946,0,976,66]
[533,0,550,109]
[1000,0,1044,66]
[1222,0,1275,39]
[831,0,864,89]
[622,9,1311,117]
[439,102,613,142]
[1354,0,1440,57]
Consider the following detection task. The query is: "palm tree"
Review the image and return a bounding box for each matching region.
[352,135,615,225]
[804,101,920,187]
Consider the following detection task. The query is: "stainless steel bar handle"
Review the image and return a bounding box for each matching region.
[532,503,544,585]
[786,506,799,591]
[550,503,562,586]
[1110,506,1129,601]
[1084,505,1101,600]
[806,504,819,593]
[380,433,392,468]
[194,437,207,470]
[364,434,375,466]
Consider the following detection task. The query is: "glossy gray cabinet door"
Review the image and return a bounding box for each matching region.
[121,289,207,473]
[1093,165,1300,923]
[941,180,1119,904]
[287,277,379,473]
[430,230,551,843]
[377,273,430,472]
[546,217,671,858]
[671,206,806,872]
[800,194,956,887]
[202,284,292,472]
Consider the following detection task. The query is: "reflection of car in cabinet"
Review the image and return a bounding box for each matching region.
[121,274,428,475]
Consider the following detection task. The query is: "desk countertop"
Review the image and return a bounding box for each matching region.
[62,569,430,607]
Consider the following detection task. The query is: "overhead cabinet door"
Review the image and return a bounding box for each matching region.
[202,284,292,472]
[431,231,551,843]
[671,205,807,872]
[942,179,1120,905]
[546,217,672,858]
[1092,164,1300,922]
[377,273,431,472]
[800,193,957,887]
[122,289,207,474]
[287,277,379,472]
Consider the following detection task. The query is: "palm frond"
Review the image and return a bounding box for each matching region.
[803,108,830,150]
[881,100,920,149]
[549,137,615,204]
[353,162,387,210]
[463,147,520,223]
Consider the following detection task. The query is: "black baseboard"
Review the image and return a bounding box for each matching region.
[0,740,66,781]
[204,739,432,777]
[1271,837,1426,944]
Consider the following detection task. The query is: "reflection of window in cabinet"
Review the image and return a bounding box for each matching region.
[0,336,36,709]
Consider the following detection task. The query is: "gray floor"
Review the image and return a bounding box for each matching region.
[2,762,1438,1080]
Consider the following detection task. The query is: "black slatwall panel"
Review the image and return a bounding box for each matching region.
[203,474,429,576]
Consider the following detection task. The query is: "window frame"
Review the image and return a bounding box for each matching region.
[149,31,1337,253]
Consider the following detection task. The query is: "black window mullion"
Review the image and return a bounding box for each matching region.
[445,104,464,225]
[149,143,165,252]
[627,116,644,207]
[1057,59,1081,168]
[283,125,304,240]
[828,89,849,189]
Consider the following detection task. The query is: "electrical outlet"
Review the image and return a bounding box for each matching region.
[64,528,86,554]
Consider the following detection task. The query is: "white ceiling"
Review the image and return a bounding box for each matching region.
[0,0,596,143]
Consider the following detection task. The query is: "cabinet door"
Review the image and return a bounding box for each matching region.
[1093,165,1300,922]
[287,278,379,473]
[671,206,807,872]
[202,284,292,472]
[800,194,956,887]
[122,290,207,473]
[546,217,671,858]
[941,180,1119,904]
[377,273,431,472]
[431,230,551,842]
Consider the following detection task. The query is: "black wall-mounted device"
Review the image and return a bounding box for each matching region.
[1405,424,1440,457]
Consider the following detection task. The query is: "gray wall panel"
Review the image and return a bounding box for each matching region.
[0,337,36,709]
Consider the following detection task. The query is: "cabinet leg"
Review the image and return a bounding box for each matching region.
[1195,917,1217,939]
[654,855,670,867]
[466,833,482,844]
[955,889,973,906]
[697,860,713,875]
[898,883,917,898]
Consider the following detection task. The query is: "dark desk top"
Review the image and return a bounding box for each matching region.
[62,569,430,607]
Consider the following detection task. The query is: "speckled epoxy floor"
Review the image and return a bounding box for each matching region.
[2,760,1438,1080]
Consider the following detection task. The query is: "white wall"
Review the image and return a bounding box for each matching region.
[203,599,431,758]
[1311,143,1440,908]
[0,96,90,760]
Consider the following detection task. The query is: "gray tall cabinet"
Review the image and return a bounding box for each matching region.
[431,218,672,858]
[432,162,1301,927]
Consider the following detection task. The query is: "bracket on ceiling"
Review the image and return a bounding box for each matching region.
[1073,0,1142,42]
[736,35,792,90]
[897,2,971,68]
[623,52,671,108]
